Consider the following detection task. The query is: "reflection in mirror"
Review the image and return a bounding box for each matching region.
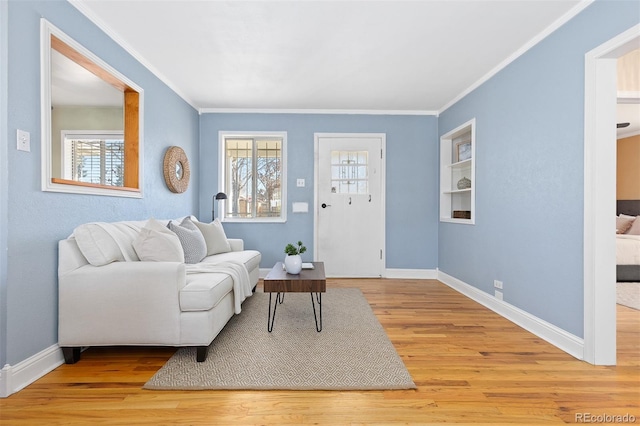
[176,162,184,180]
[41,19,143,197]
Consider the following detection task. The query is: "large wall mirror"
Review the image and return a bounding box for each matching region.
[41,19,143,197]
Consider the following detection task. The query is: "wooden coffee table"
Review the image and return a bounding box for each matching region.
[263,261,326,332]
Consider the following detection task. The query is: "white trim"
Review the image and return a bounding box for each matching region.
[583,24,640,366]
[201,108,438,116]
[440,118,476,224]
[439,0,594,114]
[0,345,65,398]
[261,267,437,280]
[385,269,437,279]
[40,19,144,199]
[438,271,585,360]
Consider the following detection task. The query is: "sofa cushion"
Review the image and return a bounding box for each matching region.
[193,219,231,255]
[180,272,234,311]
[169,217,207,264]
[201,249,262,273]
[133,218,185,262]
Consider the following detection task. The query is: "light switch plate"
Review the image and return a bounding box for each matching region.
[17,129,30,152]
[296,178,305,187]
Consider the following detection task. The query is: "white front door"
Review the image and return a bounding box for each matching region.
[314,133,385,277]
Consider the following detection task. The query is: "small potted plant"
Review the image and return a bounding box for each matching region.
[284,241,306,274]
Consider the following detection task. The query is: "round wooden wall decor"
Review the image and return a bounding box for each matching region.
[163,146,190,193]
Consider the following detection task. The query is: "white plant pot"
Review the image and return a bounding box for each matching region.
[284,254,302,274]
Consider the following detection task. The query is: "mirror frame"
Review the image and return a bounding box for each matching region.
[41,19,144,198]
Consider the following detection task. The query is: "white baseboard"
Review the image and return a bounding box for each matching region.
[384,268,438,279]
[260,267,438,279]
[437,271,585,360]
[0,344,64,398]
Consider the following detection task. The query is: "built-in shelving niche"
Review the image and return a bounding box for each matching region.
[440,118,475,224]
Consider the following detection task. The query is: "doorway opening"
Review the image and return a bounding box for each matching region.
[583,24,639,365]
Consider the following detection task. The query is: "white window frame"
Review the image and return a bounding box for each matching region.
[218,131,287,223]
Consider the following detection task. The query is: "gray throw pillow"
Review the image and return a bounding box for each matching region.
[168,217,207,264]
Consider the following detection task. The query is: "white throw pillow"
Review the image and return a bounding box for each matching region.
[625,215,640,235]
[617,214,636,234]
[133,218,185,262]
[168,217,207,264]
[193,218,231,255]
[73,223,124,266]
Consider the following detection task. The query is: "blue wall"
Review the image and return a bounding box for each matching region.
[199,113,439,269]
[1,1,199,366]
[438,0,639,338]
[1,0,9,371]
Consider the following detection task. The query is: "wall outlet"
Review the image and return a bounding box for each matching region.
[494,280,503,290]
[495,290,503,300]
[296,178,305,187]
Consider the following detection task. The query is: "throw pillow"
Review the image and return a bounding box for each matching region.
[625,215,640,235]
[73,223,125,266]
[616,215,636,234]
[193,218,232,255]
[133,218,185,262]
[168,217,207,264]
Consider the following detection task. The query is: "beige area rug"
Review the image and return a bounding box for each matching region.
[617,282,640,310]
[144,288,416,390]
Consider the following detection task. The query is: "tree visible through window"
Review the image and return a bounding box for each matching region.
[222,134,285,220]
[62,131,124,186]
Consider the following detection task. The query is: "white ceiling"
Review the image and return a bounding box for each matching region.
[69,0,591,113]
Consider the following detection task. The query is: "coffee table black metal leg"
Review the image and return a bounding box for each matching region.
[268,292,282,332]
[310,292,322,332]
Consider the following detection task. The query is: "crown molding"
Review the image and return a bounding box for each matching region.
[200,108,438,116]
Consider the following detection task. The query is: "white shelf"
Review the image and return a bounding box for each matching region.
[442,188,472,194]
[439,118,475,224]
[448,159,472,169]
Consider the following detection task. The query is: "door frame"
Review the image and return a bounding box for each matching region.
[313,133,386,277]
[583,24,639,365]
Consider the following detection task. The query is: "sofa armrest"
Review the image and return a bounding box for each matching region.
[59,261,186,346]
[228,238,244,252]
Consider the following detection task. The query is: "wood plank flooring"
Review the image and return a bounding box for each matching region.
[1,279,638,425]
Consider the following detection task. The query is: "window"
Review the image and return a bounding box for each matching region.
[62,131,124,186]
[331,150,369,194]
[219,132,287,222]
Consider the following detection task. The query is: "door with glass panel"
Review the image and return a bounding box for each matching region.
[315,134,384,277]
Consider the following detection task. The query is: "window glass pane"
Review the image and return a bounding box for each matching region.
[224,136,282,219]
[63,134,124,186]
[330,150,368,194]
[225,138,253,218]
[255,139,282,218]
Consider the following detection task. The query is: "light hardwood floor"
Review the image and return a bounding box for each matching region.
[1,279,638,425]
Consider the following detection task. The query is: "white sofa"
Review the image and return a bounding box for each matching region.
[58,217,261,363]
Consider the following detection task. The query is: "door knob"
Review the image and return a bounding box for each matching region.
[321,203,331,208]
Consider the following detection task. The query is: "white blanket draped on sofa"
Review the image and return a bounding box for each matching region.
[186,261,253,314]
